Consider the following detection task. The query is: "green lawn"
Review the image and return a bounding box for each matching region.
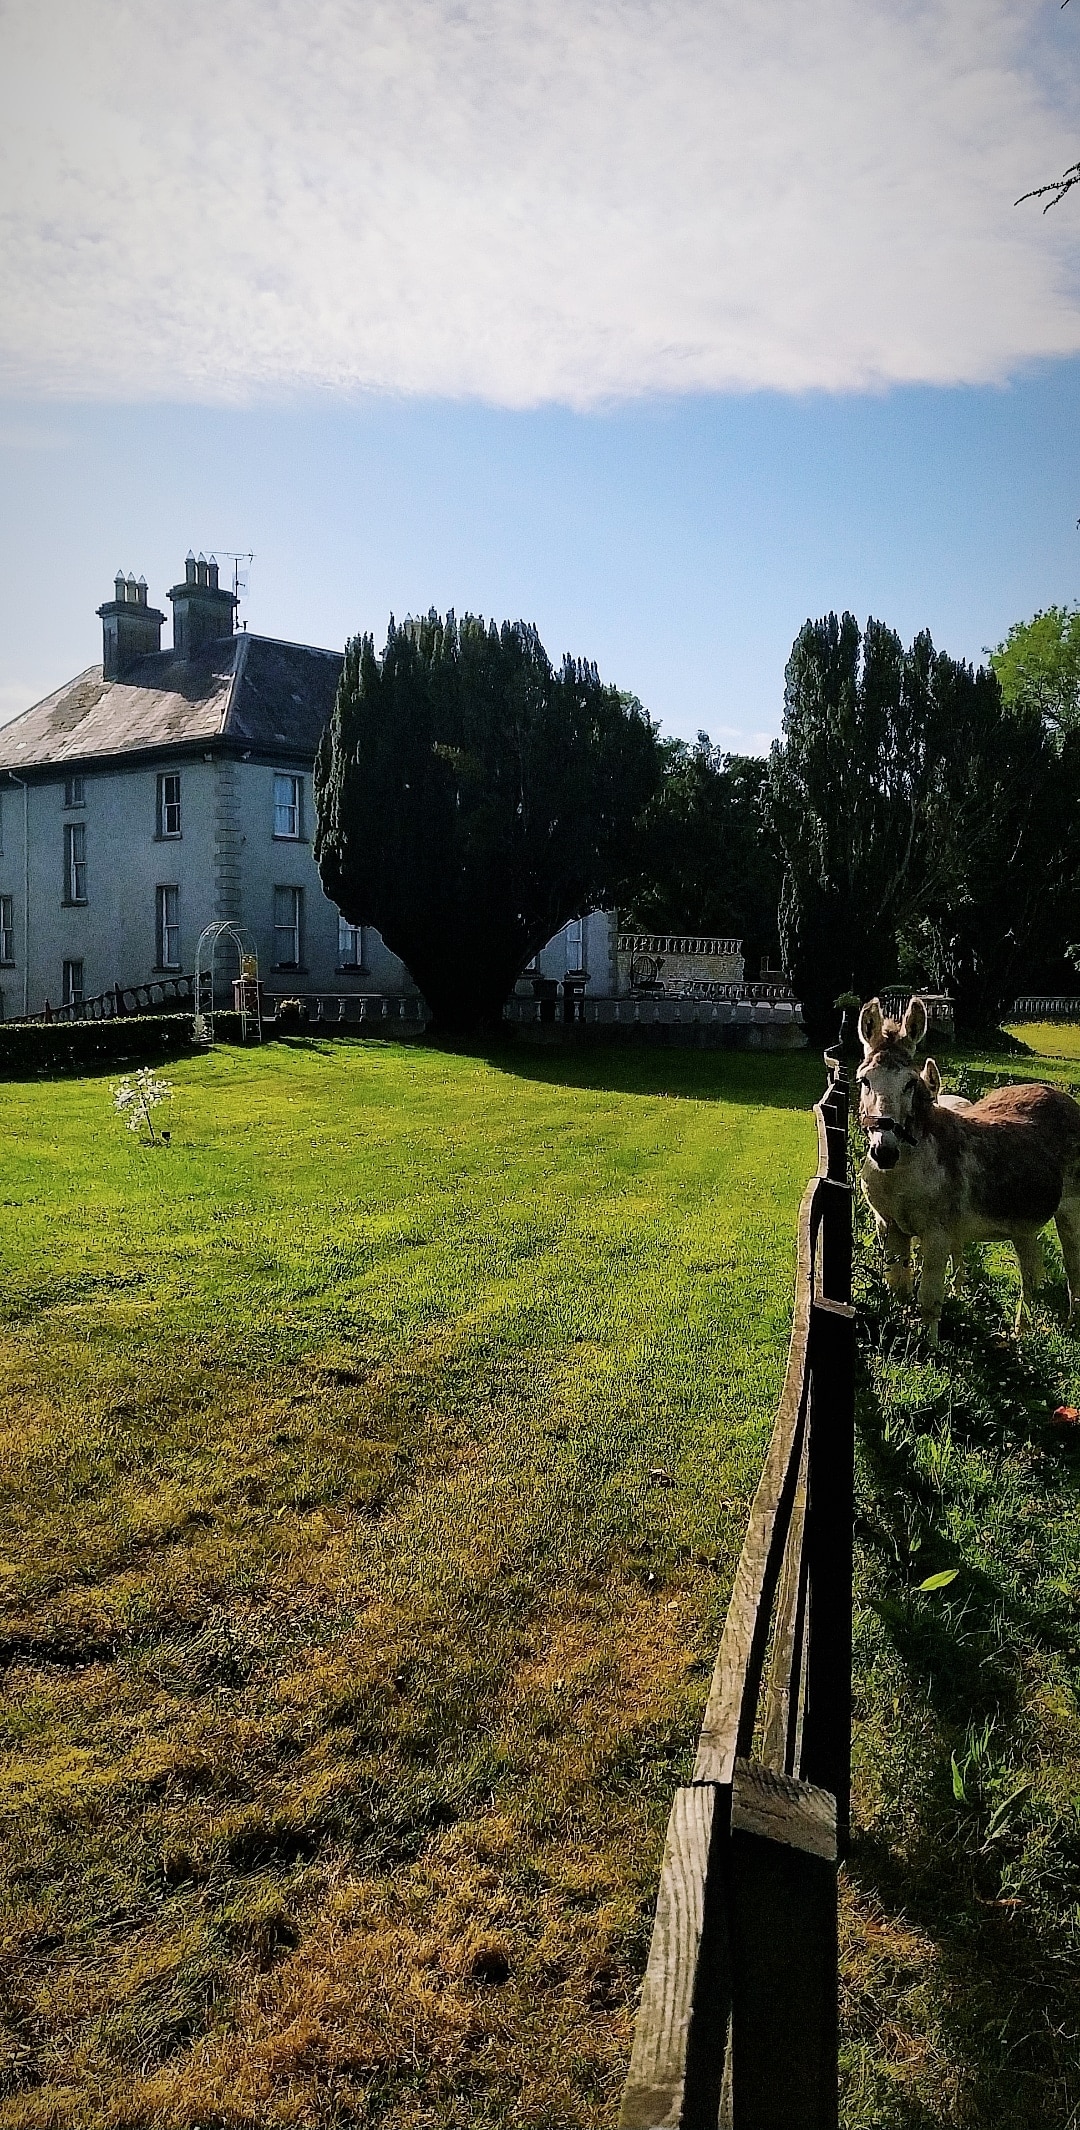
[1006,1021,1080,1064]
[0,1037,821,2129]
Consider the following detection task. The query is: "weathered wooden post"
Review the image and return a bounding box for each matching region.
[619,1065,854,2130]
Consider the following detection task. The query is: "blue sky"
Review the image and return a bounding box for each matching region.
[2,372,1079,752]
[2,0,1079,749]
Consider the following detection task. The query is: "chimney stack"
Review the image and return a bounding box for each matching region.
[168,550,238,658]
[96,569,165,677]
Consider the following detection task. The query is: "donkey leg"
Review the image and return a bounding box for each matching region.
[1054,1199,1080,1322]
[1012,1231,1044,1334]
[882,1221,915,1301]
[918,1233,950,1344]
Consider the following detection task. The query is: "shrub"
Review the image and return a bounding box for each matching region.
[0,1014,249,1079]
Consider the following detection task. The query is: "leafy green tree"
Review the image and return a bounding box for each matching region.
[990,606,1080,739]
[765,613,1080,1035]
[623,737,781,971]
[314,611,660,1035]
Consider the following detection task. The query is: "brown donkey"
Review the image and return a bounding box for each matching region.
[857,996,1080,1341]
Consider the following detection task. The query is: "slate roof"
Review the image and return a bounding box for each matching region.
[0,633,343,774]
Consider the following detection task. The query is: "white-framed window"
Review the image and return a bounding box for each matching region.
[62,959,84,1006]
[64,821,87,903]
[564,917,585,973]
[64,775,85,809]
[156,885,180,970]
[0,895,13,965]
[273,885,303,967]
[157,772,182,838]
[338,916,363,967]
[273,773,302,839]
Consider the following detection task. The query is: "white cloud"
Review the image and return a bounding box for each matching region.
[0,0,1078,407]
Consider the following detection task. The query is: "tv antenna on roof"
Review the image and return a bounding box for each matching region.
[208,551,255,604]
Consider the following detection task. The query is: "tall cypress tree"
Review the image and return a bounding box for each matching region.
[314,611,660,1034]
[765,612,1080,1035]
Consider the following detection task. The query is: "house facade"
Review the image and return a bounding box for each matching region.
[0,555,800,1036]
[0,557,416,1017]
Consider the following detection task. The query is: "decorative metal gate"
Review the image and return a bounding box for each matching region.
[193,923,262,1045]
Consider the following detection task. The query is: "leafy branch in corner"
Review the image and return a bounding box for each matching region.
[1017,0,1076,209]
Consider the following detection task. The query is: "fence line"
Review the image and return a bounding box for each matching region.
[15,974,196,1025]
[1012,995,1080,1022]
[619,1062,853,2130]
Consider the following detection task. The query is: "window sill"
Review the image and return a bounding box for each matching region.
[153,966,183,976]
[154,833,183,843]
[272,834,307,844]
[61,899,88,908]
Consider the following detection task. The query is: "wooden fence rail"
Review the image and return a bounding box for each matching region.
[620,1062,853,2130]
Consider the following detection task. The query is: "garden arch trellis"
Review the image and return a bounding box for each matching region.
[193,923,262,1044]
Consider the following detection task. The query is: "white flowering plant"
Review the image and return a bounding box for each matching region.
[113,1068,173,1145]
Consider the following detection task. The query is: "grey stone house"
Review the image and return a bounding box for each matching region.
[0,556,415,1017]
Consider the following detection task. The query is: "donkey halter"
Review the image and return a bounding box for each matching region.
[866,1112,919,1147]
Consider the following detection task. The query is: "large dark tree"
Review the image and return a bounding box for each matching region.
[900,701,1080,1027]
[622,736,781,972]
[765,613,1080,1036]
[314,611,660,1034]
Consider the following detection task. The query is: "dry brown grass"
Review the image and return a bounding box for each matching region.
[0,1039,818,2126]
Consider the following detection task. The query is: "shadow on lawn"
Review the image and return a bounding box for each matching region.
[845,1236,1080,2128]
[474,1034,828,1108]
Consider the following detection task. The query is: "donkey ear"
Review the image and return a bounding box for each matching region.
[859,997,884,1055]
[901,996,928,1049]
[922,1057,941,1097]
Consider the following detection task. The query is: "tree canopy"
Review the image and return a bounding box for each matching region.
[990,606,1080,739]
[765,612,1080,1035]
[621,736,780,971]
[314,611,660,1034]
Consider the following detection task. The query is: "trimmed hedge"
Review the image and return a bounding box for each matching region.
[0,1013,248,1078]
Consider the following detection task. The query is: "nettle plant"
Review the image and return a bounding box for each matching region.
[113,1069,173,1145]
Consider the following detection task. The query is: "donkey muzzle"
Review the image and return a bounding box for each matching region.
[869,1135,901,1170]
[866,1115,905,1170]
